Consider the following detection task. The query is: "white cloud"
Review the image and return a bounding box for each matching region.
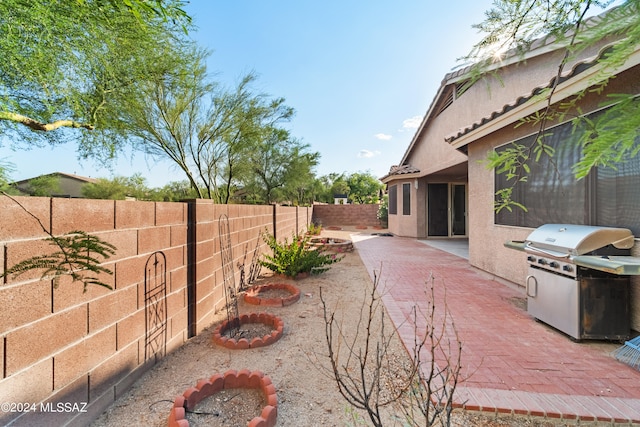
[374,133,393,141]
[402,115,422,129]
[358,149,381,158]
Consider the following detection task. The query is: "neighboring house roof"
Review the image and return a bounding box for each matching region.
[13,172,98,185]
[13,172,98,198]
[55,172,98,183]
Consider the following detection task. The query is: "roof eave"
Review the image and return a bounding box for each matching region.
[448,43,640,150]
[380,172,422,184]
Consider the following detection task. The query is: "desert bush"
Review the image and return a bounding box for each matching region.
[306,222,322,235]
[259,231,342,278]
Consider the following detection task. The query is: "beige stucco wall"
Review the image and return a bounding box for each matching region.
[390,36,640,327]
[389,39,612,239]
[465,63,640,329]
[387,180,421,237]
[467,133,531,287]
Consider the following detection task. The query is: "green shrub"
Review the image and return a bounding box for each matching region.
[307,222,322,236]
[260,231,342,278]
[377,195,388,226]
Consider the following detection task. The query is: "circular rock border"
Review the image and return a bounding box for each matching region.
[308,237,354,253]
[168,369,277,427]
[212,313,284,349]
[244,283,301,307]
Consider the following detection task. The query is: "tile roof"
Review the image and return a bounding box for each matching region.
[444,42,615,144]
[387,164,420,176]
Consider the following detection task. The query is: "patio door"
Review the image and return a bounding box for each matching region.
[427,183,467,237]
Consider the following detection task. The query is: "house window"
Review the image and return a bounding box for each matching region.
[495,108,640,234]
[388,185,397,215]
[402,183,411,215]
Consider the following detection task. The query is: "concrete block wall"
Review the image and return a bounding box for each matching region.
[188,202,276,335]
[274,205,308,241]
[0,196,312,426]
[312,204,381,227]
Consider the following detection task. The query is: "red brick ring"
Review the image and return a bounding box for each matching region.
[212,313,284,349]
[244,283,301,307]
[168,369,277,427]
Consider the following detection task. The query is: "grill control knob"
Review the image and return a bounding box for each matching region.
[562,265,573,272]
[549,261,559,268]
[538,259,547,265]
[527,256,536,262]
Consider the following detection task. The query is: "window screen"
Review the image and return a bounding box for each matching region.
[388,185,397,215]
[402,183,411,215]
[595,156,640,234]
[495,123,586,227]
[495,108,640,235]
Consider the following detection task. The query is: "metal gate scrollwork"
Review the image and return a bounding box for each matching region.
[144,251,167,362]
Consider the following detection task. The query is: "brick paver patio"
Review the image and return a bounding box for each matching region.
[352,233,640,424]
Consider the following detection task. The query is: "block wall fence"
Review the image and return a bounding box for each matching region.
[311,204,381,227]
[0,196,311,426]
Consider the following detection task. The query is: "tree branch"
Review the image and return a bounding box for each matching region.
[0,111,95,131]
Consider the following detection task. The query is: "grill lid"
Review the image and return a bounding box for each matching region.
[524,224,634,257]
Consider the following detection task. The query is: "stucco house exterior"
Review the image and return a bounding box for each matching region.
[382,18,640,328]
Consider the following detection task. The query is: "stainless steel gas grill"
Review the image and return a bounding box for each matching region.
[506,224,640,341]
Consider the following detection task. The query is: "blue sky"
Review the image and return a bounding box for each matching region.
[2,0,494,188]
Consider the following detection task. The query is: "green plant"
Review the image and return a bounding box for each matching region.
[1,230,116,292]
[377,196,388,224]
[259,231,342,278]
[307,222,322,236]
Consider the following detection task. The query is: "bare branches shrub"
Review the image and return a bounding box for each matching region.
[321,270,463,427]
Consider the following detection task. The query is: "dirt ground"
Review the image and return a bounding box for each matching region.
[90,230,594,427]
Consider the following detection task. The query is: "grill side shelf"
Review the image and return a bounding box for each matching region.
[573,255,640,275]
[504,240,526,251]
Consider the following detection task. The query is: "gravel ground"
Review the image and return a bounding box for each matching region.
[90,230,610,427]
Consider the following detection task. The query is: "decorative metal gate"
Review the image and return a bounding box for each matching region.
[144,251,167,361]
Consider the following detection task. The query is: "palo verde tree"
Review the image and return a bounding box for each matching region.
[124,45,311,203]
[244,127,320,205]
[0,0,192,161]
[0,1,189,292]
[466,0,640,211]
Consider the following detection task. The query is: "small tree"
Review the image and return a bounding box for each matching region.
[82,174,150,200]
[321,271,462,427]
[1,194,116,291]
[22,175,62,197]
[377,195,389,228]
[347,172,384,204]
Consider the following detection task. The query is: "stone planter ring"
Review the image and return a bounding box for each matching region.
[212,313,284,349]
[168,369,277,427]
[244,283,301,307]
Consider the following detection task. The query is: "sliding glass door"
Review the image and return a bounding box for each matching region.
[427,183,467,237]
